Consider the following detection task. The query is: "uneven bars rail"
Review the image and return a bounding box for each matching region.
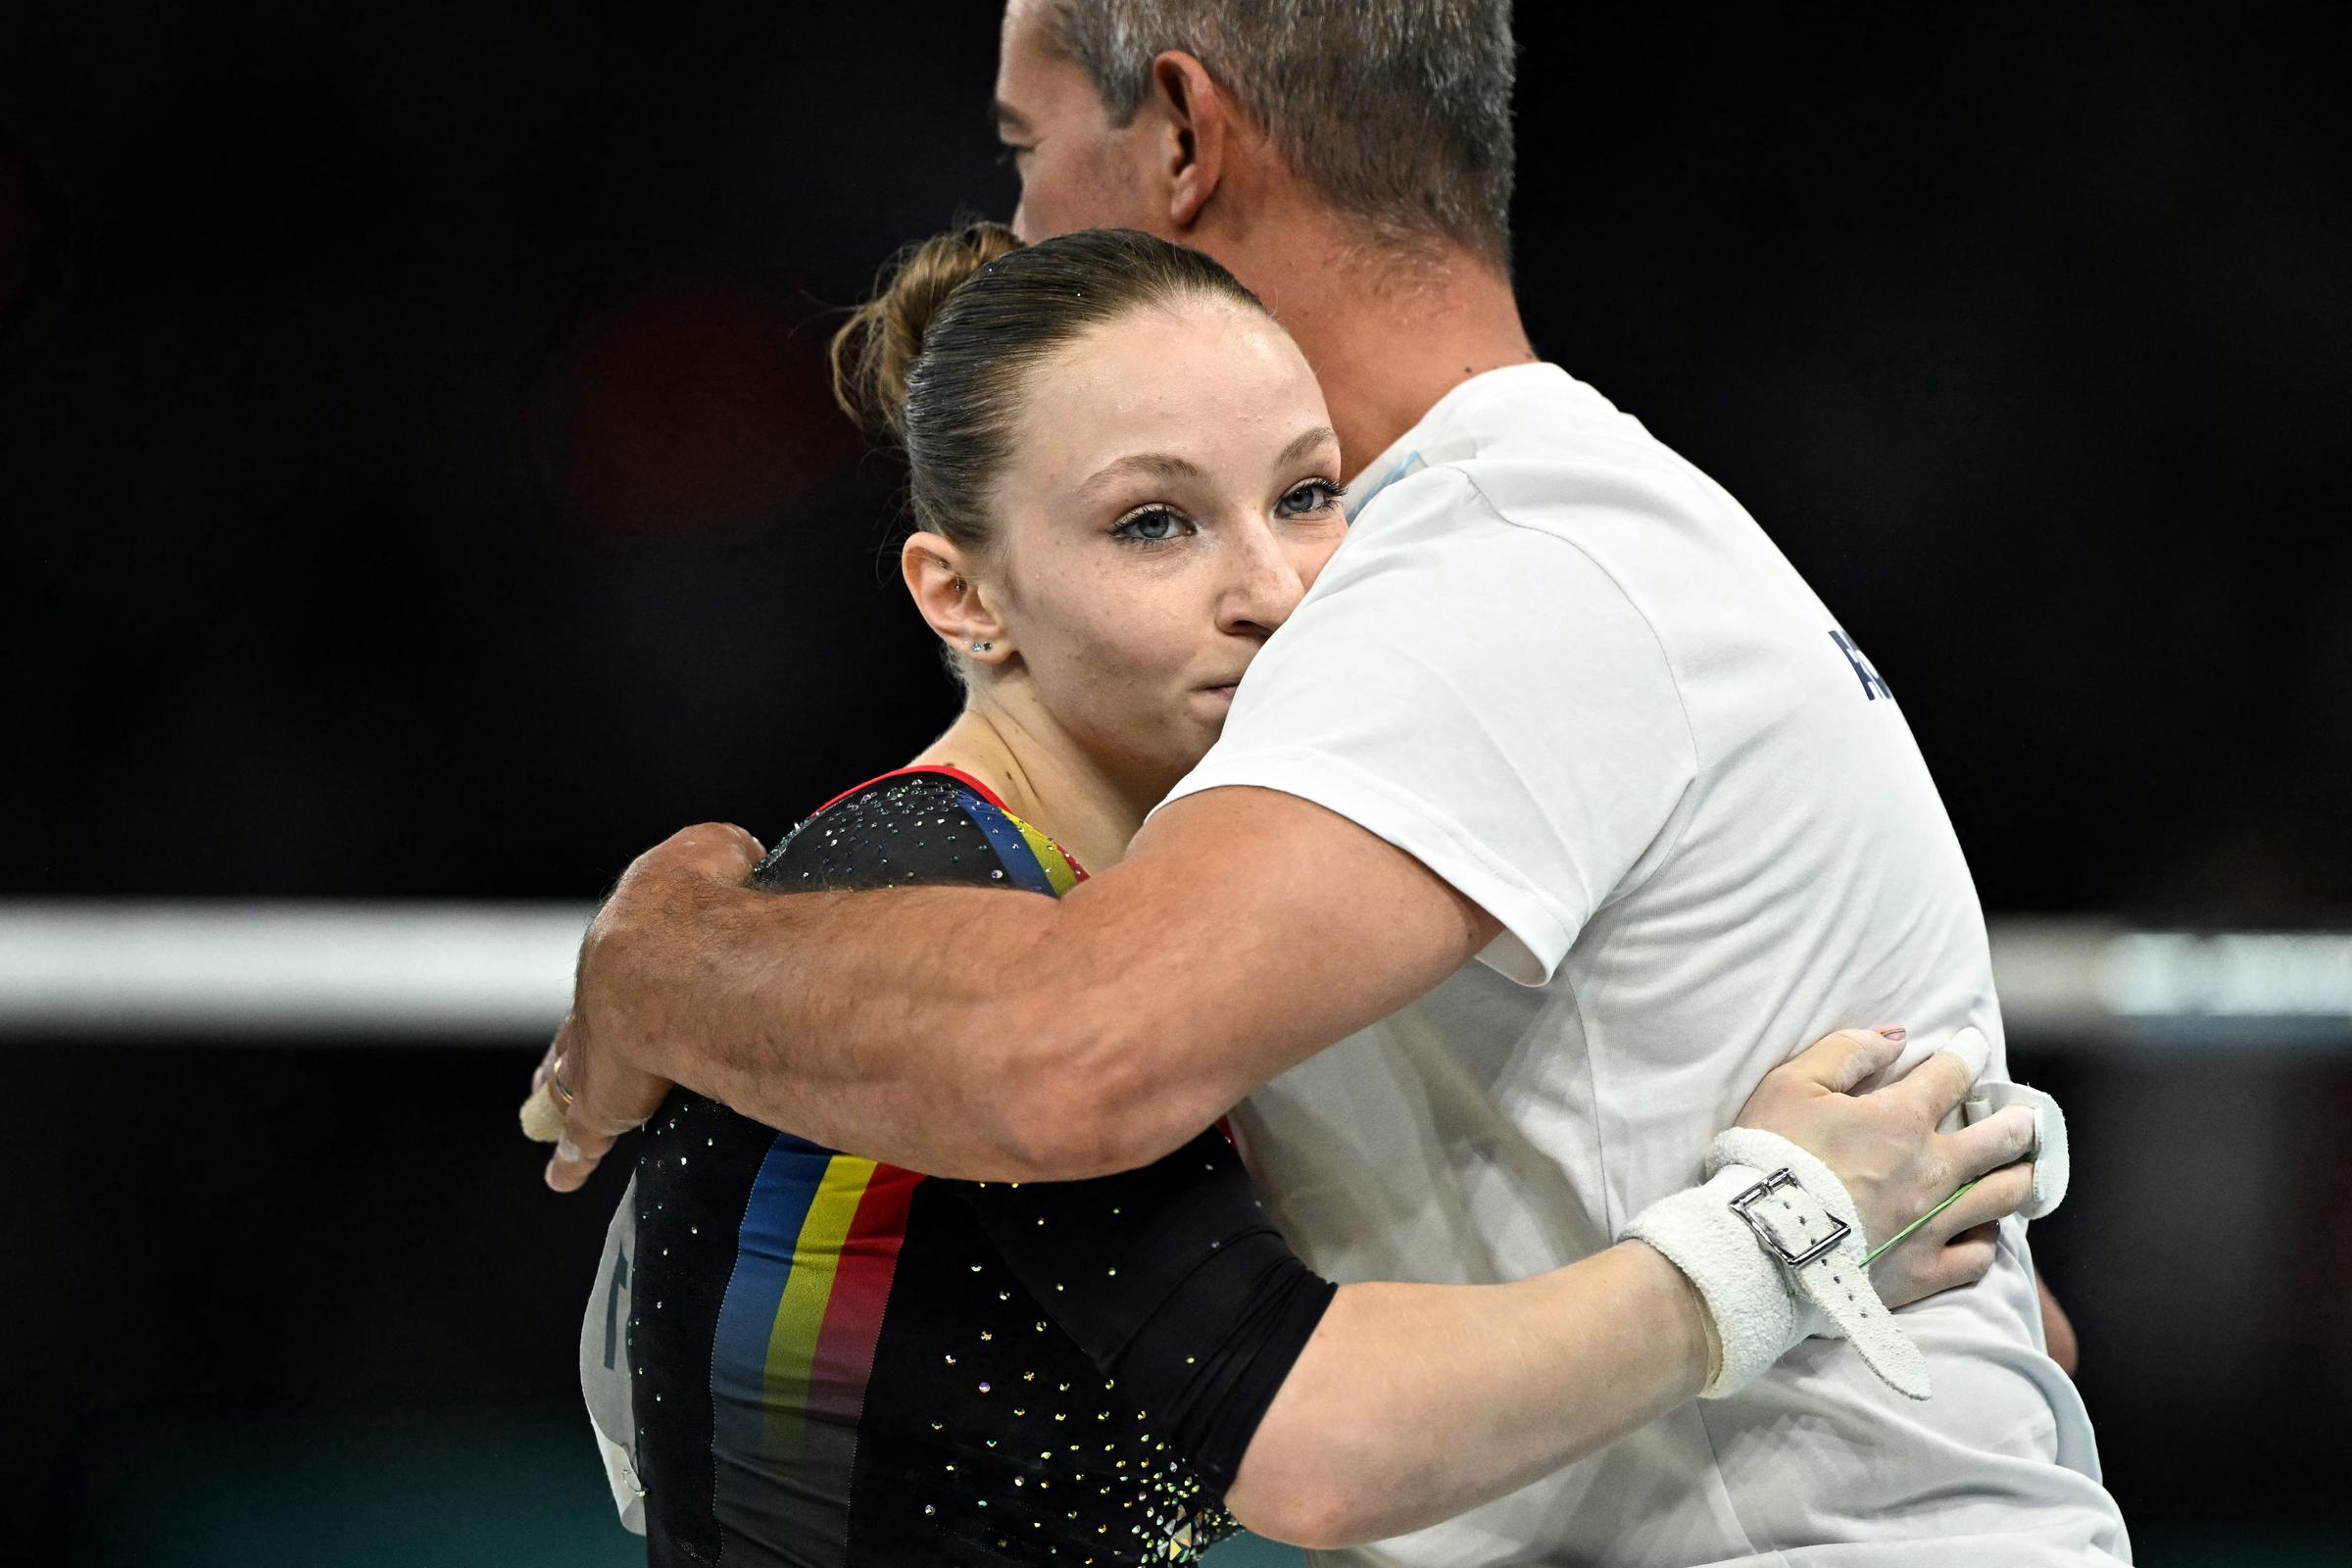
[1,903,2349,1050]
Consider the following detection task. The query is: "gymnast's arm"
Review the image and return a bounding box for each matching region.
[1229,1245,1708,1545]
[952,1124,1711,1548]
[960,1031,2034,1551]
[545,784,1493,1187]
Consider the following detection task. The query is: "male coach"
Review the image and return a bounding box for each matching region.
[536,3,2127,1562]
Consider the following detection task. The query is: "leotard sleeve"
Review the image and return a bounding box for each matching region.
[948,1130,1336,1491]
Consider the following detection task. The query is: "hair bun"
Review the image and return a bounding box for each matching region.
[830,220,1023,445]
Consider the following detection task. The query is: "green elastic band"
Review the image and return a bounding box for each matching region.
[1861,1179,1977,1267]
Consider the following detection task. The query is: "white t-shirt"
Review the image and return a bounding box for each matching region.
[1160,365,2130,1567]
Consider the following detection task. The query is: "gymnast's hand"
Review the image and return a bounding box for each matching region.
[523,822,767,1192]
[1734,1028,2039,1310]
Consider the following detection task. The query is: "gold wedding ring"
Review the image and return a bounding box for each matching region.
[519,1054,574,1145]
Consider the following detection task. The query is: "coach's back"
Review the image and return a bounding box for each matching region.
[1164,364,2129,1565]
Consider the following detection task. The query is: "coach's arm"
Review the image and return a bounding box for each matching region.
[540,785,1494,1186]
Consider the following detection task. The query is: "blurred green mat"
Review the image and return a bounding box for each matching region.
[43,1402,2343,1567]
[44,1402,1302,1568]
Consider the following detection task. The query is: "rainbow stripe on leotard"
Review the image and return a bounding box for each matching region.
[710,1139,922,1563]
[953,786,1081,896]
[705,766,1084,1566]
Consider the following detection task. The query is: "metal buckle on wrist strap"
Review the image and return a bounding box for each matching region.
[1729,1168,1851,1267]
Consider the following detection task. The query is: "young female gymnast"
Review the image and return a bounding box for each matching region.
[591,224,2037,1567]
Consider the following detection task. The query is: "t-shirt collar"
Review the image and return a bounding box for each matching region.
[1344,362,1578,498]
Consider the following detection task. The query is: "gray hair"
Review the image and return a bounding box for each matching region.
[1045,0,1517,270]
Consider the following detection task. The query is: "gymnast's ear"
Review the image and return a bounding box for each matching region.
[902,531,1013,669]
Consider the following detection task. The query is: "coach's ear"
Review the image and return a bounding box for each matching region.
[1147,50,1236,230]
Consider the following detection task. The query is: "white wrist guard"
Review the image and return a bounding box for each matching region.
[1624,1127,1932,1401]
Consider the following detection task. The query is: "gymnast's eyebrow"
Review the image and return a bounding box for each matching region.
[1273,425,1341,469]
[1079,428,1340,499]
[991,99,1032,136]
[1080,452,1208,496]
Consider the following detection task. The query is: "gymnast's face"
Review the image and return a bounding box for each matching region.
[973,297,1346,798]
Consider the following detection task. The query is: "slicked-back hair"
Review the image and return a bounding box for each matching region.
[833,223,1268,559]
[830,223,1270,682]
[1045,0,1517,270]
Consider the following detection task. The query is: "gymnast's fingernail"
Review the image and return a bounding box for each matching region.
[1879,1026,1908,1043]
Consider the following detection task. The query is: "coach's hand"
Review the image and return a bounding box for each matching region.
[521,822,767,1192]
[1736,1028,2038,1309]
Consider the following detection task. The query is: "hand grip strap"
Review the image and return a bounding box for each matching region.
[1623,1128,1932,1400]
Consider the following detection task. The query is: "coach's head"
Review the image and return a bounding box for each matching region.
[992,0,1516,285]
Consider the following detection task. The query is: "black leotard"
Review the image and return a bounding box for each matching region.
[621,768,1336,1567]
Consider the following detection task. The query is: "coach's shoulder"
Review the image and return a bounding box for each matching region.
[1346,447,1715,566]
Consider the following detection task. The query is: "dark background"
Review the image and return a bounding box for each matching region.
[4,3,2347,1563]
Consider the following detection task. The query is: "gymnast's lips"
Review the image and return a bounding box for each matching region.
[1200,680,1242,703]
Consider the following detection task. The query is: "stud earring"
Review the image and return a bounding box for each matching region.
[970,641,993,654]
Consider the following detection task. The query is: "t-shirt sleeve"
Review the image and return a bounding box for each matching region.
[1157,467,1700,985]
[947,1128,1335,1494]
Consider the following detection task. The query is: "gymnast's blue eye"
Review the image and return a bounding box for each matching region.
[1277,479,1347,517]
[1111,508,1192,545]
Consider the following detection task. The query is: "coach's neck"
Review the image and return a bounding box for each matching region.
[1183,194,1537,481]
[1138,59,1538,479]
[1261,229,1540,482]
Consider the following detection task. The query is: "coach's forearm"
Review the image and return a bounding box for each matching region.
[588,873,1190,1180]
[1225,1241,1710,1548]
